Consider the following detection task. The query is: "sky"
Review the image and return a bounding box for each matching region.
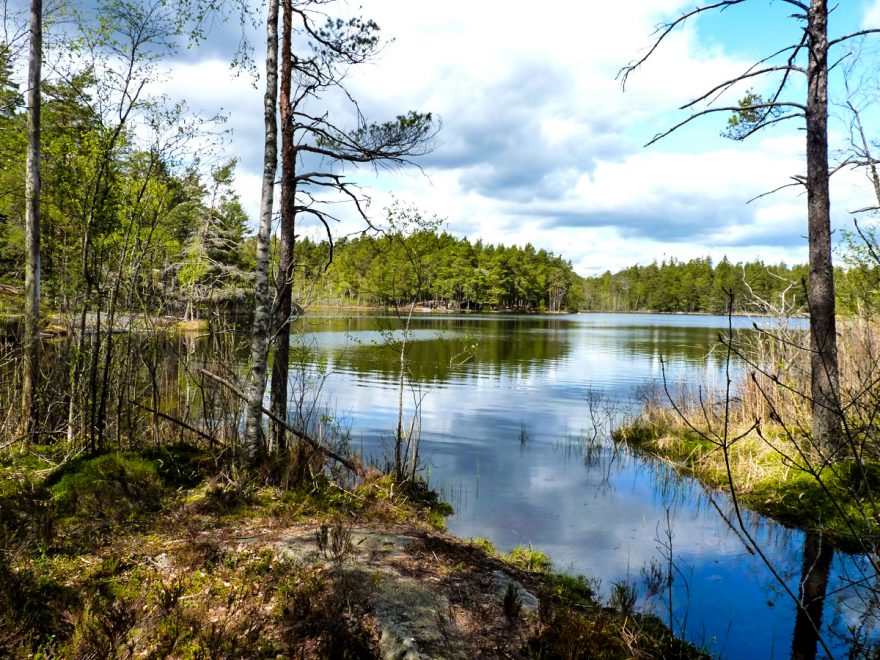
[155,0,880,276]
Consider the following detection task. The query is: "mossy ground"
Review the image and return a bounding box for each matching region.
[0,440,704,658]
[615,412,880,550]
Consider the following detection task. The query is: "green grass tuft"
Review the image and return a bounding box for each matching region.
[617,416,880,550]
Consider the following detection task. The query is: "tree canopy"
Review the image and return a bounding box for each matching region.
[294,230,583,312]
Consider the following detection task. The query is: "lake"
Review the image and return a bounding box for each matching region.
[287,311,876,658]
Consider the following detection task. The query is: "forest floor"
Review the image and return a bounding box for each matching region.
[0,442,705,658]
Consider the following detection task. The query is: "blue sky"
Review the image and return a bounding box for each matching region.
[151,0,880,275]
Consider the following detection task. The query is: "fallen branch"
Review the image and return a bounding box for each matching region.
[129,400,229,448]
[0,283,23,296]
[197,368,365,476]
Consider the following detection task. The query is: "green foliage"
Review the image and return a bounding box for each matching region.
[0,20,252,317]
[746,461,880,549]
[0,549,75,651]
[176,160,254,311]
[398,477,454,517]
[348,111,435,151]
[542,572,596,607]
[609,580,638,615]
[313,15,381,62]
[0,47,26,278]
[617,418,880,549]
[507,545,552,572]
[470,537,500,556]
[723,90,784,141]
[581,256,808,314]
[838,222,880,317]
[0,46,22,118]
[611,418,663,446]
[140,442,212,489]
[52,549,368,659]
[526,595,705,659]
[297,227,584,312]
[48,453,165,526]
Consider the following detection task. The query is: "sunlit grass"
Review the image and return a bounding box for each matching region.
[615,322,880,549]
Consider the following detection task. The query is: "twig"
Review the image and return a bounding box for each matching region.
[129,400,228,447]
[197,368,364,476]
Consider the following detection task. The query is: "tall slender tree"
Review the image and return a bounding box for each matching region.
[803,0,838,459]
[621,4,880,655]
[267,3,437,453]
[269,0,296,453]
[243,0,279,466]
[22,0,41,443]
[620,0,880,455]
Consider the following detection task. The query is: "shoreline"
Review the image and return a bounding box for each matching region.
[614,413,879,553]
[0,443,704,657]
[304,302,573,315]
[302,303,807,319]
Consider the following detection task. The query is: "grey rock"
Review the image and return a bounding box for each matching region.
[490,569,540,613]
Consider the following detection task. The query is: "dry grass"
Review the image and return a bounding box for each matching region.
[616,319,880,547]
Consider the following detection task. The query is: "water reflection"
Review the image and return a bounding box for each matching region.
[792,533,834,660]
[281,311,880,657]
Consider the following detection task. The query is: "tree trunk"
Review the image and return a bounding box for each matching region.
[23,0,42,443]
[96,225,133,449]
[395,300,416,481]
[244,0,280,466]
[270,0,296,452]
[805,0,841,454]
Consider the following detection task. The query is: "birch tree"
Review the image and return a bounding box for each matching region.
[22,0,41,443]
[243,0,279,466]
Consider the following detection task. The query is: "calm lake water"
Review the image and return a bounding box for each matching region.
[288,311,877,658]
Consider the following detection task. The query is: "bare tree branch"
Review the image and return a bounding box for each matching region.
[618,0,750,89]
[683,64,805,110]
[829,29,880,48]
[645,102,804,146]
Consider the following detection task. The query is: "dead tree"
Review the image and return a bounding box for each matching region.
[620,0,880,456]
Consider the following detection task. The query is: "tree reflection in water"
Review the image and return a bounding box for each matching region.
[791,532,834,660]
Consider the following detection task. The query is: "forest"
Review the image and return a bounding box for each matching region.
[578,244,880,316]
[294,231,582,312]
[579,257,808,314]
[0,54,255,319]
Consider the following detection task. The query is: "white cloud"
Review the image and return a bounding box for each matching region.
[157,0,879,273]
[863,0,880,28]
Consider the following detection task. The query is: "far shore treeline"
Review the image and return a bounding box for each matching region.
[0,52,869,320]
[580,253,874,315]
[293,233,581,312]
[580,258,810,314]
[290,233,876,317]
